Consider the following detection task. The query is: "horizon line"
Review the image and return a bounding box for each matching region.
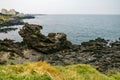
[29,13,120,15]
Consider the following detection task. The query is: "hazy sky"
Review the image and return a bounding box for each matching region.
[0,0,120,14]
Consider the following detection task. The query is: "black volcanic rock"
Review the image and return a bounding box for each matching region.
[0,19,24,27]
[0,39,24,57]
[0,23,119,74]
[19,23,72,54]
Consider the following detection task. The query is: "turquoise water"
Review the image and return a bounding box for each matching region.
[0,15,120,44]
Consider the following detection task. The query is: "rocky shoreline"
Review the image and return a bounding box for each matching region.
[0,19,24,27]
[0,11,35,33]
[0,15,35,26]
[0,23,120,74]
[0,17,33,33]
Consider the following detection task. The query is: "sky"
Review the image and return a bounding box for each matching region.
[0,0,120,14]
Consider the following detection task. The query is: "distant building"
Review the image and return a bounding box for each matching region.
[1,9,8,14]
[8,9,18,15]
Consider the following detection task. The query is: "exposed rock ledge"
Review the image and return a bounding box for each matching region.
[0,23,120,73]
[0,19,24,27]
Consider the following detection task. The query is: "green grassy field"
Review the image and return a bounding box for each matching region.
[0,61,119,80]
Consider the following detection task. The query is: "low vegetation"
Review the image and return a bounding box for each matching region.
[0,14,10,24]
[0,61,119,80]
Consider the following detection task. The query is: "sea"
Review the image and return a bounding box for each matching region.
[0,14,120,44]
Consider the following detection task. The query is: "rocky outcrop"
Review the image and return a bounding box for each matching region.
[0,9,34,28]
[0,39,26,56]
[18,24,120,73]
[0,19,23,33]
[0,19,24,27]
[0,39,24,64]
[0,23,119,74]
[19,23,72,54]
[79,38,120,73]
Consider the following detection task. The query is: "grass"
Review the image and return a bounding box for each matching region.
[0,15,10,24]
[0,61,119,80]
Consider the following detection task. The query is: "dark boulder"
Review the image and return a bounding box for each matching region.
[19,23,72,54]
[0,39,23,56]
[81,37,108,52]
